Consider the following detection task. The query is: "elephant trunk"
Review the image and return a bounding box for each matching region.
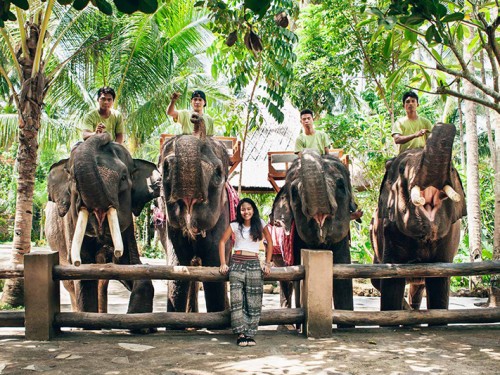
[191,113,207,140]
[414,123,455,189]
[73,133,119,210]
[299,151,333,219]
[171,136,205,206]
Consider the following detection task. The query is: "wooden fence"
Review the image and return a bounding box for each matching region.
[1,250,499,340]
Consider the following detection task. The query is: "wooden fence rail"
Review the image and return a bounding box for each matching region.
[52,261,500,281]
[55,308,304,330]
[0,252,499,340]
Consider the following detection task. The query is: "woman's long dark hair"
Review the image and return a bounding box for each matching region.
[235,198,263,241]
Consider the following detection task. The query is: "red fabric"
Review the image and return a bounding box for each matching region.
[266,222,295,266]
[225,182,239,222]
[266,224,285,255]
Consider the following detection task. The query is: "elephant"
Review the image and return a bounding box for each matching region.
[45,133,161,317]
[271,149,357,327]
[158,113,232,313]
[370,122,467,312]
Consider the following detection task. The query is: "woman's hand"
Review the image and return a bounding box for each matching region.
[261,261,272,276]
[219,263,229,275]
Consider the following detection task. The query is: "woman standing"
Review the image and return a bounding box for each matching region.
[219,198,273,347]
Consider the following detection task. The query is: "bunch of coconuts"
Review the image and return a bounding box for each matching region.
[225,11,289,55]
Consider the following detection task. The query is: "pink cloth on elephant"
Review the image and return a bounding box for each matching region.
[225,182,239,222]
[266,222,295,266]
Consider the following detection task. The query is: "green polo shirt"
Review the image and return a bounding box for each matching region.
[175,110,214,136]
[294,130,332,155]
[392,116,433,153]
[82,109,124,141]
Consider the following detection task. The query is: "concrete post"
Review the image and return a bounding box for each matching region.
[25,251,60,340]
[302,249,333,338]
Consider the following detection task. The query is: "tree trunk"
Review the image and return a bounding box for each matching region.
[480,50,497,170]
[457,81,466,169]
[1,14,46,306]
[464,36,482,290]
[490,110,500,306]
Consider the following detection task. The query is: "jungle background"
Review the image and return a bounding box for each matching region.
[0,0,498,304]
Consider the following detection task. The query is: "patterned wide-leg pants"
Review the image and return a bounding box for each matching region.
[229,257,263,337]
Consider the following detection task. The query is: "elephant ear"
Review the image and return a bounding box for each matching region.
[270,185,293,233]
[131,159,161,216]
[449,167,467,223]
[47,159,71,217]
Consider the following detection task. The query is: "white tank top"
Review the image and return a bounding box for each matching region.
[230,219,265,254]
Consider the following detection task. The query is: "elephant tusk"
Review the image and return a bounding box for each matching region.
[410,186,425,206]
[107,207,124,259]
[71,208,89,267]
[443,185,461,202]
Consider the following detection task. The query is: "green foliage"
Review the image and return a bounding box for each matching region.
[205,0,298,125]
[1,0,159,27]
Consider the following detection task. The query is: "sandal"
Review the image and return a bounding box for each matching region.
[236,334,247,347]
[245,336,256,346]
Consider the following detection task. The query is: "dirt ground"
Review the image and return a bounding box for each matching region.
[1,324,499,375]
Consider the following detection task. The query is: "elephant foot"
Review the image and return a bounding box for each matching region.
[129,327,157,334]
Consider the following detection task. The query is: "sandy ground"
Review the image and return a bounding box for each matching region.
[0,245,499,374]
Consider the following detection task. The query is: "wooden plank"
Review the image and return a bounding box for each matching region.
[0,266,24,279]
[53,264,305,282]
[271,153,297,164]
[332,261,500,279]
[332,308,500,326]
[53,261,500,282]
[54,308,305,330]
[0,311,25,327]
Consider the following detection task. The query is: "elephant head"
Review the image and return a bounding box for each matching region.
[160,133,229,239]
[272,150,355,247]
[377,122,466,243]
[47,133,161,265]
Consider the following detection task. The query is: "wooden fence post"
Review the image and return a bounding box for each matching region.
[301,249,333,338]
[25,251,60,340]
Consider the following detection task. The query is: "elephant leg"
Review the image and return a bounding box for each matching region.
[380,278,406,311]
[96,245,110,313]
[203,281,227,312]
[185,281,199,313]
[333,279,354,328]
[98,280,109,313]
[426,277,450,310]
[167,279,192,312]
[332,237,354,328]
[62,280,78,311]
[74,280,99,312]
[409,282,425,310]
[272,255,292,308]
[127,280,154,314]
[279,281,293,308]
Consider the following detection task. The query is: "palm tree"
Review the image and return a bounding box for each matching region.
[0,0,219,306]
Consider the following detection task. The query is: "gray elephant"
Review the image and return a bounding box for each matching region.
[159,114,232,313]
[271,150,356,327]
[45,133,160,316]
[370,122,466,312]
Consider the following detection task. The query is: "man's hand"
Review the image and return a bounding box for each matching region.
[96,123,106,134]
[416,129,429,137]
[171,92,181,101]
